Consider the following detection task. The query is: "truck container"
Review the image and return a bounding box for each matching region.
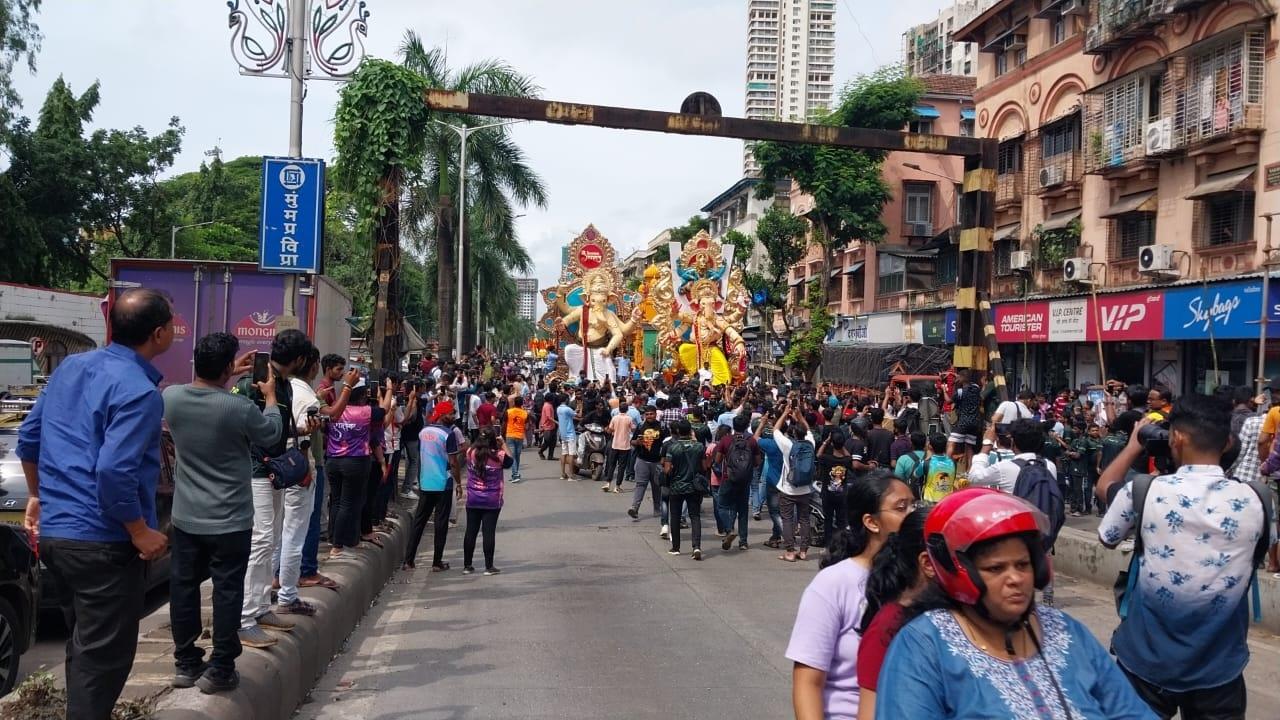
[109,259,353,387]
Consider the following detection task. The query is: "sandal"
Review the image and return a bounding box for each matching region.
[431,562,451,572]
[763,538,782,549]
[779,552,798,563]
[328,548,344,559]
[299,574,339,589]
[798,551,808,561]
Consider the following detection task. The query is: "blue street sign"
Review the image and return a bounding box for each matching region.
[259,156,325,274]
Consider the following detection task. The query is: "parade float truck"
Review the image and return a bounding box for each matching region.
[108,258,352,387]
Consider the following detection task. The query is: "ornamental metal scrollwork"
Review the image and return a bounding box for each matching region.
[310,0,369,77]
[227,0,369,78]
[227,0,287,74]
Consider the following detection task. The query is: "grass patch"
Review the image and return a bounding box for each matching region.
[0,672,159,720]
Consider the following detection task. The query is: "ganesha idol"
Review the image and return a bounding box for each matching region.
[539,225,641,384]
[650,230,749,386]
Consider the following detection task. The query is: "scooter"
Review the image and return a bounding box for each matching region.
[575,423,609,481]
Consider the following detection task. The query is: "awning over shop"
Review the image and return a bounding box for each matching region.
[1099,191,1157,218]
[994,223,1021,242]
[788,277,804,287]
[1040,210,1081,233]
[961,108,975,120]
[1186,167,1256,199]
[829,268,843,278]
[914,105,940,119]
[844,261,865,275]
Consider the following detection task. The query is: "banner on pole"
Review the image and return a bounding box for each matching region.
[259,156,325,274]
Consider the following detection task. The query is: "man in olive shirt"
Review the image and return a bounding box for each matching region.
[163,332,283,693]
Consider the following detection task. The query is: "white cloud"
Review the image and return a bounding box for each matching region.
[12,0,955,314]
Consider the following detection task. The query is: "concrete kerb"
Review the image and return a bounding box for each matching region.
[143,507,411,720]
[1052,526,1280,635]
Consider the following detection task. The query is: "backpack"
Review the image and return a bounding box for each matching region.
[1012,458,1065,547]
[788,439,816,487]
[724,433,755,487]
[898,407,921,434]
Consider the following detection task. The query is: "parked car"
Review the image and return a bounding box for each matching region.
[0,392,174,614]
[0,524,38,697]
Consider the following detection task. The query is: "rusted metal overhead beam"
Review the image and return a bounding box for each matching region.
[423,90,991,158]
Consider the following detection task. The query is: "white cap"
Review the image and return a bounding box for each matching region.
[351,377,368,390]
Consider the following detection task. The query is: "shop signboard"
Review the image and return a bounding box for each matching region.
[1048,297,1088,342]
[923,312,946,345]
[944,308,957,344]
[868,312,904,343]
[1091,290,1163,341]
[994,301,1049,343]
[1162,280,1263,340]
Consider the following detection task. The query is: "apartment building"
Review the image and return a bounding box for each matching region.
[743,0,837,175]
[902,0,998,76]
[950,0,1278,394]
[515,278,539,322]
[785,75,976,346]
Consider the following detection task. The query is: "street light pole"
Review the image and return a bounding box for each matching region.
[432,118,523,360]
[170,220,219,259]
[1257,213,1276,396]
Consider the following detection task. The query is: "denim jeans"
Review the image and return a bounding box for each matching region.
[241,476,282,629]
[667,493,703,553]
[766,482,783,540]
[41,538,144,720]
[821,488,846,547]
[170,527,251,674]
[404,489,449,567]
[779,491,813,552]
[751,463,765,513]
[603,447,631,487]
[401,438,420,494]
[711,485,726,534]
[507,438,524,478]
[631,458,663,517]
[301,466,325,577]
[717,481,750,545]
[276,480,314,606]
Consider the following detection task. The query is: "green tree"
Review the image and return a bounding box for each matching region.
[398,32,547,357]
[164,153,264,261]
[748,206,808,323]
[782,279,832,380]
[754,66,922,305]
[0,0,41,133]
[723,229,753,272]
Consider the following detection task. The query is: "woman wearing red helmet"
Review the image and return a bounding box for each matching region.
[874,488,1155,720]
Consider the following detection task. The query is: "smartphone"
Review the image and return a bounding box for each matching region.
[252,352,270,383]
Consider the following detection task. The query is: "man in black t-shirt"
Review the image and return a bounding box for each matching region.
[865,408,894,467]
[628,406,669,532]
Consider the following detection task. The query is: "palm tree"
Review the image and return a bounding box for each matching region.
[399,32,548,354]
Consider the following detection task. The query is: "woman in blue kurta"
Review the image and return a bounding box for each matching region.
[875,489,1156,720]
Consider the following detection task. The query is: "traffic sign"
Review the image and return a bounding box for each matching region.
[259,156,325,273]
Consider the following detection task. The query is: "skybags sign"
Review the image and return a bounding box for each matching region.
[1162,280,1279,340]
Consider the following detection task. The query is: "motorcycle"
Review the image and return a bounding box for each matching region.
[575,423,609,481]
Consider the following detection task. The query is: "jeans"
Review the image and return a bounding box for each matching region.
[717,481,750,545]
[404,490,449,566]
[361,457,386,535]
[766,482,783,540]
[170,528,251,673]
[507,438,524,478]
[711,485,726,534]
[301,466,325,577]
[603,447,631,487]
[779,491,812,552]
[401,437,420,494]
[821,489,847,547]
[539,426,557,458]
[326,456,370,549]
[631,458,663,517]
[1122,666,1246,720]
[463,506,502,569]
[276,480,314,605]
[242,476,284,629]
[374,449,401,521]
[751,463,765,513]
[668,493,703,552]
[40,538,144,720]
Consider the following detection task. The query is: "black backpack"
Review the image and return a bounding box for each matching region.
[1012,457,1065,547]
[724,433,755,487]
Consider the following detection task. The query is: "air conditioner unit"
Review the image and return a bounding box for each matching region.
[908,222,933,237]
[1003,34,1028,51]
[1138,243,1175,273]
[1010,250,1033,271]
[1085,26,1101,50]
[1145,119,1173,155]
[1063,257,1091,283]
[1061,0,1088,16]
[1039,165,1065,188]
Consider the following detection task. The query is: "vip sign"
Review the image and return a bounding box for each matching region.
[1092,292,1163,341]
[1100,303,1146,332]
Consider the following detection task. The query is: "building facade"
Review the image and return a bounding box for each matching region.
[744,0,836,175]
[515,277,539,322]
[902,0,997,77]
[933,0,1280,395]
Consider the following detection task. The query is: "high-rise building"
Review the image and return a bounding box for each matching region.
[743,0,835,176]
[515,278,539,322]
[901,0,996,78]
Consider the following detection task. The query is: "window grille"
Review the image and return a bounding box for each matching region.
[1180,29,1266,145]
[904,183,933,228]
[1041,113,1080,158]
[995,238,1017,276]
[1197,193,1255,248]
[934,247,958,286]
[998,139,1023,174]
[878,254,906,294]
[1110,213,1155,260]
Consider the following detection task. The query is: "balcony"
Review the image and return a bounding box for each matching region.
[1031,151,1084,195]
[996,171,1025,208]
[1084,0,1220,55]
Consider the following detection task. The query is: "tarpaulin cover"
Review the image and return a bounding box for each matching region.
[820,343,953,386]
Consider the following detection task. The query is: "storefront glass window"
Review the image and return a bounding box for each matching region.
[1104,342,1148,387]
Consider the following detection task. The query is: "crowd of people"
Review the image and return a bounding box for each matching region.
[13,287,1279,720]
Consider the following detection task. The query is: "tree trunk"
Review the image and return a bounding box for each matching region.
[459,225,475,354]
[435,194,455,356]
[371,176,402,371]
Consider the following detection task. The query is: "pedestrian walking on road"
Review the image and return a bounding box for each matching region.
[771,405,816,562]
[164,332,283,692]
[627,405,668,533]
[786,469,914,720]
[463,427,512,575]
[661,419,708,560]
[403,401,460,571]
[18,288,174,720]
[502,395,529,483]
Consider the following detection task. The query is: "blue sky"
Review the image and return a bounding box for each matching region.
[12,0,955,310]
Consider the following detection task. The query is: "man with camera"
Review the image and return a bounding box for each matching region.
[1097,394,1268,719]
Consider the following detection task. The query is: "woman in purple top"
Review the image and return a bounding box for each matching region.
[786,470,916,720]
[463,427,513,575]
[324,378,388,557]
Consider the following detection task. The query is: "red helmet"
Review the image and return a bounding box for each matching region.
[924,488,1052,605]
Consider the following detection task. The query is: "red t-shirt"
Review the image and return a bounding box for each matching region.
[477,402,497,428]
[855,601,906,692]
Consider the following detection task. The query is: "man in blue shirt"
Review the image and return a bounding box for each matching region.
[754,410,786,548]
[18,288,174,720]
[557,392,579,480]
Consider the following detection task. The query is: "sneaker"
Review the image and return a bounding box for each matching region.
[680,521,690,530]
[566,477,579,482]
[659,524,670,540]
[172,662,208,689]
[627,506,639,519]
[721,532,737,551]
[560,475,569,481]
[238,625,278,648]
[601,484,612,492]
[1070,510,1082,518]
[667,549,681,555]
[256,612,294,631]
[692,549,703,561]
[276,599,316,616]
[463,566,476,575]
[484,567,502,576]
[739,543,749,551]
[511,476,522,484]
[195,668,240,695]
[449,518,458,526]
[753,512,762,521]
